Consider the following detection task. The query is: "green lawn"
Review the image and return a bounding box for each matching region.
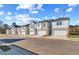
[68,35,79,41]
[68,35,79,38]
[0,45,11,52]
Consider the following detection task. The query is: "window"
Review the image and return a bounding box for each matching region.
[31,26,33,28]
[43,23,45,27]
[57,22,59,25]
[57,21,62,26]
[60,21,62,25]
[22,27,25,29]
[38,23,39,27]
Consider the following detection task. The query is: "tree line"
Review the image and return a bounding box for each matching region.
[69,25,79,35]
[0,20,12,34]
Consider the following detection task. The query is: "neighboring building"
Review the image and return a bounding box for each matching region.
[29,21,37,35]
[6,29,11,34]
[20,24,29,35]
[17,27,21,35]
[36,20,53,36]
[36,17,70,36]
[10,24,21,35]
[51,17,70,36]
[6,17,70,38]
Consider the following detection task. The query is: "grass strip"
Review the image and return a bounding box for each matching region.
[0,45,11,52]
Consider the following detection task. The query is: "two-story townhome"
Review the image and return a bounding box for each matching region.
[6,17,70,38]
[6,28,11,35]
[19,24,29,35]
[36,17,70,37]
[10,24,21,35]
[29,21,37,35]
[36,20,53,36]
[51,17,70,37]
[17,27,21,35]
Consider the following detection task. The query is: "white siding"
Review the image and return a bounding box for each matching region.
[6,29,10,34]
[51,19,69,36]
[17,28,21,35]
[37,22,48,36]
[20,27,26,35]
[29,22,37,35]
[52,20,69,28]
[37,23,41,29]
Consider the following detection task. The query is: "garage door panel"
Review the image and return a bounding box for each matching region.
[37,31,47,35]
[54,30,67,35]
[30,32,35,35]
[21,32,26,35]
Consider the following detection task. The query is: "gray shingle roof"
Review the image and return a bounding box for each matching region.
[36,17,70,23]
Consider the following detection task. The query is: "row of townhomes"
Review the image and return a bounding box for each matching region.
[6,17,70,38]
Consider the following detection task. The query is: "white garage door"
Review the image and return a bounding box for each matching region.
[21,32,26,35]
[37,31,47,36]
[54,30,67,35]
[30,32,35,35]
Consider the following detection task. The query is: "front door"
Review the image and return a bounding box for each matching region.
[48,22,52,35]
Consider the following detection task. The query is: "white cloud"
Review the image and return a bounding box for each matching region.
[7,12,12,15]
[54,8,60,13]
[15,14,29,21]
[45,16,48,19]
[16,4,34,10]
[73,20,79,25]
[37,4,43,9]
[52,16,56,19]
[0,4,3,8]
[60,14,69,17]
[35,18,40,20]
[5,16,12,20]
[68,4,77,7]
[17,4,43,10]
[0,11,4,15]
[76,20,79,23]
[37,4,44,11]
[66,8,73,12]
[66,4,77,13]
[5,13,40,25]
[15,14,40,25]
[29,10,38,14]
[16,4,44,14]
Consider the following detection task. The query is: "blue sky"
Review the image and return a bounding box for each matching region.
[0,4,79,25]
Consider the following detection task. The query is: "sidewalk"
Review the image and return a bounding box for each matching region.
[25,35,69,40]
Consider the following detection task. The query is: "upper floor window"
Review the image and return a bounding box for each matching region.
[22,27,25,29]
[48,22,52,27]
[60,22,62,25]
[57,21,62,26]
[38,23,39,27]
[30,25,33,28]
[43,23,45,27]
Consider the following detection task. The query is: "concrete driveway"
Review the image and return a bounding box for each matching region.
[14,37,79,55]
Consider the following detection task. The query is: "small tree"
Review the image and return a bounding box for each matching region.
[3,24,9,29]
[12,22,16,26]
[1,24,10,34]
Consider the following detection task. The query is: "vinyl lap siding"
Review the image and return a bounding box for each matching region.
[52,20,69,36]
[37,22,48,36]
